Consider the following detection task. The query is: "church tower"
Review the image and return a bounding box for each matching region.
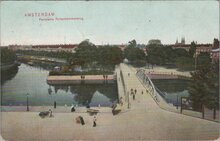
[175,38,178,44]
[181,37,185,44]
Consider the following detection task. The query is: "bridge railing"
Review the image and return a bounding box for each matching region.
[136,69,159,102]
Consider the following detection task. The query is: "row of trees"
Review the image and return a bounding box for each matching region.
[69,40,123,70]
[146,42,211,70]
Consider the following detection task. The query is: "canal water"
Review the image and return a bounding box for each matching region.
[1,64,118,107]
[152,79,190,106]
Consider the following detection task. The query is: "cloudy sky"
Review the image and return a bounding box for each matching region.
[0,1,219,46]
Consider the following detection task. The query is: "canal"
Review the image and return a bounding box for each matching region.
[152,79,190,106]
[1,64,118,107]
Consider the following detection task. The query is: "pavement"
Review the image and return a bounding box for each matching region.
[1,63,220,141]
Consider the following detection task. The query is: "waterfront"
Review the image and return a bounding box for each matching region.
[1,64,118,107]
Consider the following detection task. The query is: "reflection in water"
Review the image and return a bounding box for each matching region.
[52,83,118,106]
[1,65,19,85]
[2,63,118,107]
[152,79,190,106]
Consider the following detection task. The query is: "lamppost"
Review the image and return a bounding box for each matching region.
[176,95,179,109]
[26,93,29,111]
[127,91,130,109]
[194,52,197,70]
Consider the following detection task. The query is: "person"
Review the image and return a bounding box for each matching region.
[142,90,144,95]
[86,101,90,108]
[71,104,75,112]
[128,73,130,76]
[93,116,97,127]
[49,109,53,117]
[119,97,123,106]
[79,116,85,125]
[134,89,137,94]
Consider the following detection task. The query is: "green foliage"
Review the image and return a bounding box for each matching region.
[188,41,196,58]
[97,46,123,67]
[124,47,145,63]
[147,44,175,65]
[197,52,211,68]
[189,62,219,110]
[175,57,194,71]
[70,41,97,67]
[1,48,17,64]
[128,39,137,48]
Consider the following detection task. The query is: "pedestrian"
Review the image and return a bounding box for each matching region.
[133,93,135,100]
[134,89,137,94]
[93,116,97,127]
[71,104,75,112]
[49,109,53,117]
[120,97,123,106]
[142,90,144,95]
[86,101,90,108]
[79,116,85,125]
[54,101,56,109]
[131,88,133,92]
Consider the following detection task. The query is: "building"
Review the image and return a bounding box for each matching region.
[210,48,220,62]
[148,39,162,45]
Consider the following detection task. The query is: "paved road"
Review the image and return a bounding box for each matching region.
[1,63,219,141]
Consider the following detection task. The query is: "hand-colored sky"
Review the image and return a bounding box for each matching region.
[0,1,219,46]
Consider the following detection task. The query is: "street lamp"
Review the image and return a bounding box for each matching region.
[176,95,179,109]
[26,93,29,111]
[194,52,197,70]
[127,92,130,109]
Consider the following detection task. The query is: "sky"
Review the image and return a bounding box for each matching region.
[0,1,219,46]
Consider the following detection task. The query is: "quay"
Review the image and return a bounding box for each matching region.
[47,75,115,84]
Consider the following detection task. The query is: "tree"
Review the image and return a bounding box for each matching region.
[128,39,137,48]
[124,47,145,62]
[213,38,219,49]
[97,45,123,69]
[197,52,211,68]
[70,40,97,67]
[1,48,16,64]
[146,44,174,65]
[189,41,196,58]
[189,62,219,111]
[175,57,194,70]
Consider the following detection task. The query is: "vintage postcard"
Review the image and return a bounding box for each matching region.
[0,1,219,141]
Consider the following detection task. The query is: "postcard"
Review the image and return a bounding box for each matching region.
[0,1,219,141]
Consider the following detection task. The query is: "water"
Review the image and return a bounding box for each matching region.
[152,79,190,106]
[1,64,118,107]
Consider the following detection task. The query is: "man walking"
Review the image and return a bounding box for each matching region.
[93,116,97,127]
